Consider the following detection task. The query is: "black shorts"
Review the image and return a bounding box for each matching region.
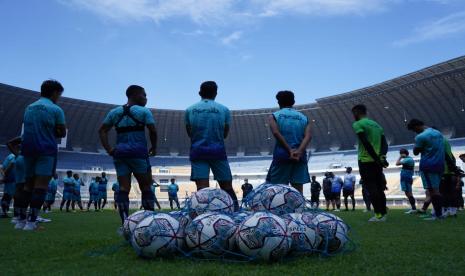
[331,192,340,200]
[323,192,332,201]
[343,189,354,197]
[311,194,319,202]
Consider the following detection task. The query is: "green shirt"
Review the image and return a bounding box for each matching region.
[443,138,455,175]
[352,118,384,163]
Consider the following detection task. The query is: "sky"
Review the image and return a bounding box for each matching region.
[1,0,465,110]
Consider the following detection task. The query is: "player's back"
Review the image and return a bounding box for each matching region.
[415,128,444,173]
[272,108,308,148]
[185,99,230,147]
[22,98,64,156]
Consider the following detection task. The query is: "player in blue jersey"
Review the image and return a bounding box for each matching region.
[6,137,25,224]
[60,170,75,212]
[1,149,16,218]
[71,173,84,211]
[87,177,100,211]
[42,174,58,213]
[140,179,161,210]
[111,181,119,210]
[266,91,312,194]
[330,172,343,211]
[407,119,445,220]
[16,80,66,230]
[343,167,356,211]
[99,85,158,225]
[168,178,180,210]
[97,172,108,210]
[396,149,417,214]
[185,81,238,211]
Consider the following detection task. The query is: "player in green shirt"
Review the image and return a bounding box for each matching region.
[351,104,389,222]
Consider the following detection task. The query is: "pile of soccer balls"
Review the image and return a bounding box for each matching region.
[122,184,350,262]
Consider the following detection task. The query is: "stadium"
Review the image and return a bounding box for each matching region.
[1,56,465,206]
[2,1,465,274]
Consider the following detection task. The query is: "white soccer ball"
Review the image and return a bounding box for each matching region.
[312,212,349,253]
[185,212,237,258]
[282,212,321,254]
[131,213,184,258]
[236,211,291,261]
[168,210,192,240]
[123,210,154,241]
[187,188,234,218]
[249,184,305,215]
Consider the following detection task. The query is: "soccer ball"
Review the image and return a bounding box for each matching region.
[312,212,349,253]
[249,184,305,215]
[123,210,154,241]
[187,188,234,218]
[168,210,192,240]
[236,211,291,261]
[131,213,183,258]
[282,212,321,254]
[232,211,253,225]
[185,212,237,258]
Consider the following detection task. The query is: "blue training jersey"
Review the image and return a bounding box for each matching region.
[48,179,58,196]
[103,105,155,158]
[89,181,99,195]
[74,178,82,195]
[2,153,16,183]
[272,108,308,162]
[99,177,108,192]
[21,97,65,157]
[112,182,119,193]
[343,173,356,190]
[15,155,25,184]
[400,156,415,181]
[414,128,445,173]
[63,177,75,193]
[168,183,179,197]
[185,99,230,160]
[331,176,343,193]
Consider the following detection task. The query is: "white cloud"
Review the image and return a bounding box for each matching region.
[393,11,465,47]
[63,0,391,25]
[221,31,243,45]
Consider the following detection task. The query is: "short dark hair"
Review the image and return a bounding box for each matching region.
[199,81,217,99]
[400,148,409,155]
[170,178,175,181]
[351,104,367,114]
[126,85,144,98]
[41,79,63,98]
[407,119,424,130]
[66,170,72,175]
[276,91,295,107]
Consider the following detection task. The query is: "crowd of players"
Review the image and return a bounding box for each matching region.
[1,79,465,231]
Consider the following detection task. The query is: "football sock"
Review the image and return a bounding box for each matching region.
[351,197,356,210]
[422,200,431,211]
[28,188,47,222]
[117,191,130,224]
[141,190,155,211]
[408,196,416,210]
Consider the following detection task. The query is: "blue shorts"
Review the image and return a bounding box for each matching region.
[24,156,57,178]
[266,160,310,185]
[3,182,16,196]
[114,158,151,177]
[63,191,73,201]
[190,159,232,181]
[400,180,413,193]
[98,191,107,200]
[420,172,441,190]
[90,194,99,201]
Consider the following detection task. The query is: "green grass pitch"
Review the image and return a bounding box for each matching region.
[1,209,465,275]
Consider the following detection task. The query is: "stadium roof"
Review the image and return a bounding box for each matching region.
[1,55,465,156]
